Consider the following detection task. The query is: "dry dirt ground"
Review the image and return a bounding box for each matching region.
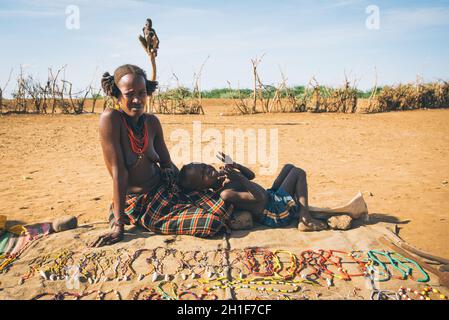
[0,102,448,258]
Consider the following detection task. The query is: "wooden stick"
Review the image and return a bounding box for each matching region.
[384,227,449,265]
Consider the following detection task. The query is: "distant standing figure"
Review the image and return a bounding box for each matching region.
[141,18,159,56]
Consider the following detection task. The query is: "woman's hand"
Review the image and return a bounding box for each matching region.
[161,166,176,185]
[89,225,124,247]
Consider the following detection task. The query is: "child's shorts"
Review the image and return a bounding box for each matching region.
[258,187,298,227]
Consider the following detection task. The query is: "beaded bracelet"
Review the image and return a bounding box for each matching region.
[388,252,430,283]
[398,286,448,300]
[157,280,179,300]
[272,249,297,280]
[132,286,162,300]
[31,291,82,300]
[178,291,218,300]
[244,248,275,277]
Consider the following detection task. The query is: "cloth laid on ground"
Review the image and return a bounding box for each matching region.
[0,220,447,300]
[0,215,52,273]
[1,221,447,300]
[108,182,231,237]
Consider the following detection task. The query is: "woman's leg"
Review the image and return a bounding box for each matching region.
[277,166,327,231]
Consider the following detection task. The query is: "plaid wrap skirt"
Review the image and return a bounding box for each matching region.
[108,183,231,238]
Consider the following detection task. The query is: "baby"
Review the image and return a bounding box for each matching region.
[178,152,327,231]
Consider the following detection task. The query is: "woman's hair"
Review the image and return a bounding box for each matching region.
[101,64,157,98]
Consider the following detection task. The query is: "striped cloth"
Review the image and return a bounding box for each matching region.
[108,183,231,237]
[258,187,298,227]
[0,223,52,273]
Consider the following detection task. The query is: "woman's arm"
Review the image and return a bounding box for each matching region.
[90,109,127,247]
[151,114,175,169]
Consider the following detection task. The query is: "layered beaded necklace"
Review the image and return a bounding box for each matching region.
[120,112,149,159]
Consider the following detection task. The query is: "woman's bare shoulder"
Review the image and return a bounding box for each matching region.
[145,113,162,128]
[100,108,122,125]
[145,112,159,122]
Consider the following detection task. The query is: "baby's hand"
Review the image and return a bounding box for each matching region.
[216,151,234,165]
[223,167,245,182]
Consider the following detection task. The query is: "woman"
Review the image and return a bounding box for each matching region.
[90,64,230,247]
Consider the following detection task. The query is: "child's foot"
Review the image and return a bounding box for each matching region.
[297,217,328,232]
[344,192,369,221]
[308,191,369,222]
[230,210,253,230]
[327,215,352,230]
[51,215,78,233]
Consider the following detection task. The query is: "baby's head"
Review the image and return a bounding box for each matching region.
[178,163,222,192]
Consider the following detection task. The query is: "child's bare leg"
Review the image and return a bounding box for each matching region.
[271,164,295,189]
[277,166,327,231]
[308,191,369,221]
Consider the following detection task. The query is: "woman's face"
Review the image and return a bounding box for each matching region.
[116,73,148,118]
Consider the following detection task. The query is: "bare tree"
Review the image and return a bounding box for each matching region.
[23,75,45,113]
[0,68,14,114]
[48,65,66,114]
[89,86,102,113]
[227,80,251,115]
[190,56,209,115]
[62,80,90,114]
[12,66,28,113]
[38,81,51,114]
[250,55,265,114]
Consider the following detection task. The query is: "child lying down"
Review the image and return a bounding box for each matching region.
[178,152,330,231]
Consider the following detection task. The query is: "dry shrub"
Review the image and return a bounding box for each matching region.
[306,82,322,113]
[363,81,449,113]
[233,96,252,114]
[326,87,358,113]
[304,78,357,113]
[153,87,204,115]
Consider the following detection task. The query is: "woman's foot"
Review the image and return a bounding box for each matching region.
[297,217,328,232]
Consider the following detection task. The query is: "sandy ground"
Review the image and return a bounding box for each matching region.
[0,103,448,260]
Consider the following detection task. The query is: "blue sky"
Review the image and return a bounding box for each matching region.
[1,0,449,96]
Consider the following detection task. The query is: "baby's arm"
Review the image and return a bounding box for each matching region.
[220,189,257,205]
[220,169,264,205]
[232,163,255,180]
[217,152,255,180]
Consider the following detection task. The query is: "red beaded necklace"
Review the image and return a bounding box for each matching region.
[120,112,149,155]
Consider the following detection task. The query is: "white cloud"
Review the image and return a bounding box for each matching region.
[326,0,364,8]
[0,9,59,17]
[384,7,449,30]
